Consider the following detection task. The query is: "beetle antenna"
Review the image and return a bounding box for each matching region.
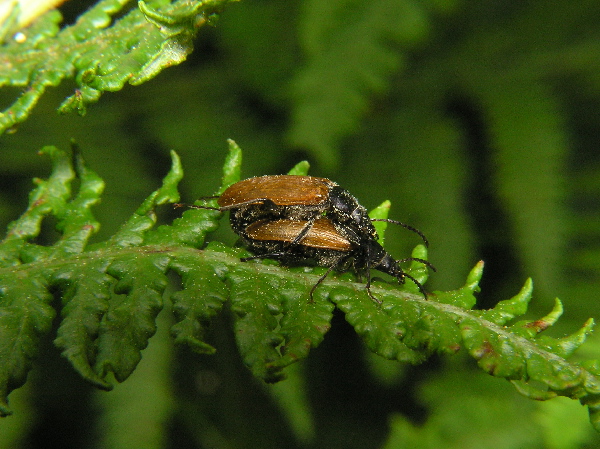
[174,195,223,210]
[194,195,220,200]
[396,257,436,272]
[173,203,221,211]
[371,219,429,247]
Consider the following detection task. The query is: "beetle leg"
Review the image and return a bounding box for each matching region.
[309,260,340,303]
[364,273,382,304]
[285,218,316,247]
[363,244,383,304]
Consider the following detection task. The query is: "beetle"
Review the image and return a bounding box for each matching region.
[239,217,434,302]
[182,175,428,247]
[176,175,434,300]
[216,175,374,243]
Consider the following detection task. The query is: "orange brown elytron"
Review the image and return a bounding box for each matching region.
[245,218,354,251]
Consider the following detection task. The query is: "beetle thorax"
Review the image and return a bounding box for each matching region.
[329,188,375,230]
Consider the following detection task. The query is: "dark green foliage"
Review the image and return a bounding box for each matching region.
[0,141,598,438]
[0,0,237,134]
[2,0,600,447]
[289,0,442,169]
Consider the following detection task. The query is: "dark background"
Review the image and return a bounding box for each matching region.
[1,1,600,448]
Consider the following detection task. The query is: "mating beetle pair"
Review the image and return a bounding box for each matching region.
[187,175,434,302]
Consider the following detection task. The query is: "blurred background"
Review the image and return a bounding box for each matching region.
[1,0,600,448]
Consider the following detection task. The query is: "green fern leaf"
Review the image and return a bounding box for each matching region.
[0,273,55,416]
[1,141,600,435]
[0,143,185,415]
[93,254,170,382]
[228,259,336,382]
[169,251,229,354]
[0,0,237,135]
[53,260,115,389]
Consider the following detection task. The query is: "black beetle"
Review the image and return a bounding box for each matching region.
[240,217,434,302]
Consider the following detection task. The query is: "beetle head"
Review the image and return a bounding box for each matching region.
[358,239,433,299]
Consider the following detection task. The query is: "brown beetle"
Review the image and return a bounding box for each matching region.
[187,175,428,248]
[240,217,433,302]
[176,175,434,301]
[219,176,348,243]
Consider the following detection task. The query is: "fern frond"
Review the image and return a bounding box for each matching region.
[0,0,238,135]
[1,141,599,434]
[474,78,568,300]
[288,0,438,169]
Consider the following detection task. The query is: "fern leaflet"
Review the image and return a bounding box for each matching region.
[0,0,238,135]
